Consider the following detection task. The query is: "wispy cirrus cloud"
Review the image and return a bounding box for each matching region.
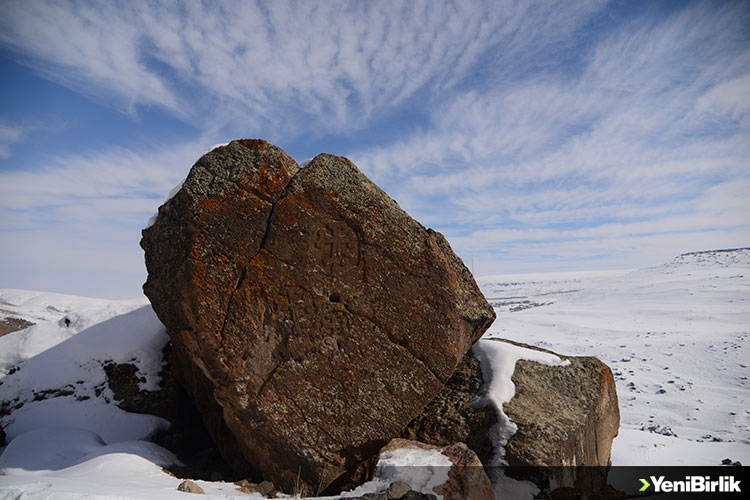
[0,0,606,137]
[0,0,748,295]
[0,142,203,231]
[0,140,207,297]
[0,2,179,114]
[0,122,23,159]
[350,1,750,272]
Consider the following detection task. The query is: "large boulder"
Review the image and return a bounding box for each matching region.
[141,139,495,495]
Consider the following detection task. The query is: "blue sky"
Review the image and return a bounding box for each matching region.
[0,0,748,299]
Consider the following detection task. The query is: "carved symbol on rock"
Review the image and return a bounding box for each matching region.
[319,308,350,336]
[278,286,350,338]
[278,286,317,335]
[312,221,359,275]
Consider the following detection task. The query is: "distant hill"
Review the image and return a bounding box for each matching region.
[0,289,145,337]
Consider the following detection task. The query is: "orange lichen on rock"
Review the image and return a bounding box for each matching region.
[237,138,270,151]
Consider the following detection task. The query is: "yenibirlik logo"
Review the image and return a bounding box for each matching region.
[639,475,741,493]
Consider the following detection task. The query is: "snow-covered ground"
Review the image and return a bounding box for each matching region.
[480,248,750,467]
[1,248,748,499]
[0,298,187,500]
[477,269,631,313]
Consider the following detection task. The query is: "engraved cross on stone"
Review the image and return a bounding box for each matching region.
[312,221,359,275]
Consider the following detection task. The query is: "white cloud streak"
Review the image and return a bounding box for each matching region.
[0,122,23,159]
[350,1,750,273]
[0,0,605,136]
[1,0,748,292]
[0,142,203,230]
[0,141,208,297]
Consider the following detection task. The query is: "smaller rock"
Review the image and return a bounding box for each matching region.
[387,480,413,499]
[177,479,205,494]
[435,442,494,500]
[377,439,493,500]
[256,480,277,497]
[401,493,437,500]
[346,492,436,500]
[234,479,276,497]
[722,458,733,465]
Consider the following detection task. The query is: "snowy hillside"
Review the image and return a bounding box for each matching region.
[0,288,146,337]
[0,299,185,500]
[1,248,749,499]
[480,248,750,466]
[0,290,148,377]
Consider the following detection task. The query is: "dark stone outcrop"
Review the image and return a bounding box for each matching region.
[141,139,495,495]
[406,340,619,497]
[501,339,619,493]
[401,355,497,464]
[104,348,175,421]
[0,316,35,337]
[103,343,252,481]
[235,479,278,497]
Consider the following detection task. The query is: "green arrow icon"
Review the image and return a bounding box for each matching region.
[639,478,651,492]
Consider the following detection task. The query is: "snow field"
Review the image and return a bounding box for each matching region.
[480,249,750,466]
[2,248,748,498]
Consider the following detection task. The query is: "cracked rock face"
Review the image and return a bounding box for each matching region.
[141,139,496,495]
[502,339,620,493]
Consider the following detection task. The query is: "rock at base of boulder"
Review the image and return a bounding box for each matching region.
[386,480,413,499]
[402,354,497,464]
[177,479,205,494]
[235,479,277,497]
[376,439,494,500]
[346,491,437,500]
